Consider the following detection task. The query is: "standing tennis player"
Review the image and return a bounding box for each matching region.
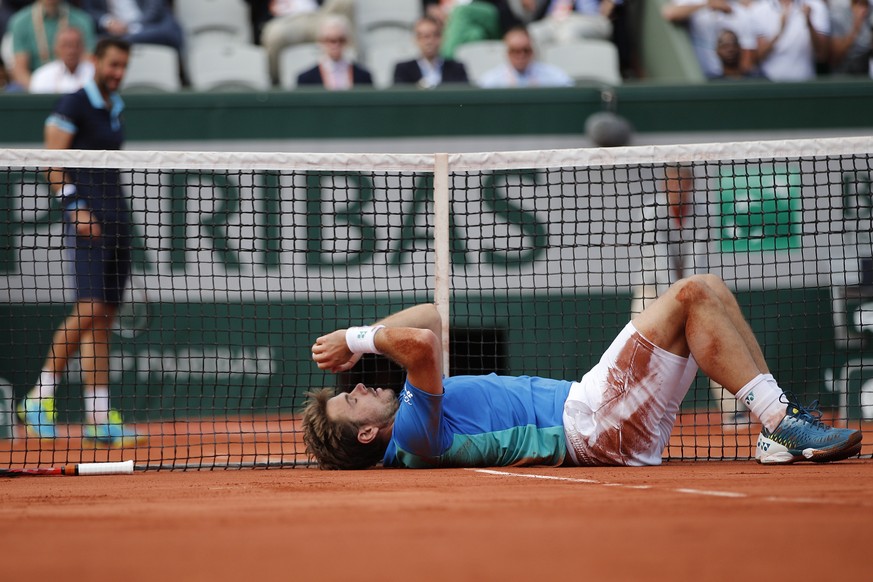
[18,37,143,447]
[304,274,862,469]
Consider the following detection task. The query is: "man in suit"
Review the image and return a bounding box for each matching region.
[393,15,469,88]
[81,0,183,52]
[297,14,372,89]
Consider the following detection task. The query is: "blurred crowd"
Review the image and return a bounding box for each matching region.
[0,0,871,93]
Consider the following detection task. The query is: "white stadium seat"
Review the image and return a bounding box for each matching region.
[187,43,270,92]
[175,0,252,49]
[122,44,181,93]
[454,40,506,86]
[277,43,321,90]
[543,40,622,86]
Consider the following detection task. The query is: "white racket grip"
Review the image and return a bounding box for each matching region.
[76,460,135,476]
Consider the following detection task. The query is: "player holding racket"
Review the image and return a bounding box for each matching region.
[17,37,143,448]
[305,274,862,469]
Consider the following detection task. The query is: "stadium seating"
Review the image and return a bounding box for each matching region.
[355,0,421,37]
[122,44,182,92]
[543,40,622,86]
[361,29,418,89]
[277,43,321,90]
[174,0,252,50]
[454,40,506,86]
[187,43,270,91]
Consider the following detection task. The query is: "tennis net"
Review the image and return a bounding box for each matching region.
[1,137,871,468]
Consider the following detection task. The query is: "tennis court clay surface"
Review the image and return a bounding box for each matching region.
[2,460,872,581]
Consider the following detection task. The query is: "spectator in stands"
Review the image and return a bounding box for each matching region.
[517,0,638,79]
[712,27,765,79]
[526,0,617,44]
[1,0,33,39]
[394,16,470,87]
[29,25,93,93]
[828,0,872,75]
[297,14,372,89]
[0,61,11,92]
[246,0,273,44]
[425,0,522,58]
[260,0,354,85]
[477,24,572,86]
[81,0,183,52]
[748,0,830,81]
[7,0,96,90]
[661,0,757,79]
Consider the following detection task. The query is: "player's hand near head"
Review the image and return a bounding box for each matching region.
[312,329,362,373]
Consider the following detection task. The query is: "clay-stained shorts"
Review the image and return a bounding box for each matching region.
[563,322,698,466]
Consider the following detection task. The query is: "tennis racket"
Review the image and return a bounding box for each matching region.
[113,274,151,339]
[0,460,135,477]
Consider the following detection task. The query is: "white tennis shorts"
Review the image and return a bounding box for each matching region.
[563,322,698,466]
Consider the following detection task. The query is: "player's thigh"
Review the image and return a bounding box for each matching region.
[630,281,691,357]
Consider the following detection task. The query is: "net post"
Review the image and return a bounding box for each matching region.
[433,153,451,377]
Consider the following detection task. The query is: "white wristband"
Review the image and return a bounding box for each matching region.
[345,325,385,354]
[60,183,77,198]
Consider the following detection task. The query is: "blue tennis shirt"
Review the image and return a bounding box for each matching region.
[45,80,126,218]
[383,373,572,468]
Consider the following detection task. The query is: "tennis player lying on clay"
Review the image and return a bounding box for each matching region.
[303,274,862,469]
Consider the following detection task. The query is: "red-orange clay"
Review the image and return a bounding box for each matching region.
[2,412,871,580]
[1,459,871,581]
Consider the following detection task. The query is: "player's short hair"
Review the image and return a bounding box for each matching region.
[94,37,131,59]
[301,388,388,470]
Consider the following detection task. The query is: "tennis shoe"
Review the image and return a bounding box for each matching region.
[755,396,862,464]
[83,410,146,448]
[17,397,57,439]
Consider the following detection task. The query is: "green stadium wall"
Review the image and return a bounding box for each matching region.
[3,288,863,422]
[1,81,872,145]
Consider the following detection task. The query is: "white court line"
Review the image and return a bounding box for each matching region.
[469,468,869,507]
[674,488,746,498]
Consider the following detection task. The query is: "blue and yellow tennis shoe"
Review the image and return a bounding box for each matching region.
[83,410,146,448]
[756,397,862,464]
[17,397,57,439]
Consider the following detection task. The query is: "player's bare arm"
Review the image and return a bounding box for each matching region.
[312,324,442,394]
[44,123,101,238]
[312,303,442,373]
[375,327,442,395]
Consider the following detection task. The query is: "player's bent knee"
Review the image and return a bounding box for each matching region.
[673,277,719,308]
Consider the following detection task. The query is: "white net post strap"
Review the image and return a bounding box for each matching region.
[433,152,451,377]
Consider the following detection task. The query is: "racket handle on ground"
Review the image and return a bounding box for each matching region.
[68,460,135,476]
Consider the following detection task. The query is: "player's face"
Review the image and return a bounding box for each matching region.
[326,383,397,429]
[94,46,129,95]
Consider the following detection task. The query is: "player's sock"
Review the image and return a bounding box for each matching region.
[735,373,786,432]
[28,369,59,401]
[84,385,111,425]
